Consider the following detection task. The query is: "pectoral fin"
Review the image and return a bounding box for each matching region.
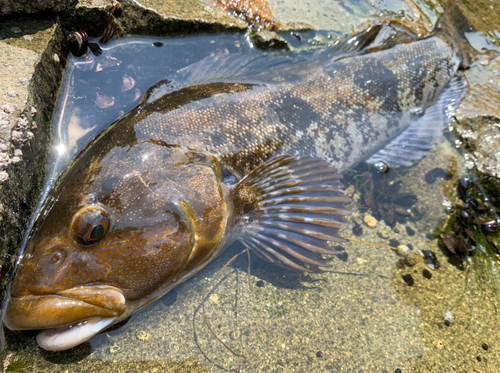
[232,156,351,272]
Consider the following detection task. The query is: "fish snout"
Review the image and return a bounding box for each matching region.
[4,285,126,331]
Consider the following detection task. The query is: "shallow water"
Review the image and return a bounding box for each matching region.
[4,0,500,372]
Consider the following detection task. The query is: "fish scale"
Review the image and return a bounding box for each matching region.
[4,1,487,351]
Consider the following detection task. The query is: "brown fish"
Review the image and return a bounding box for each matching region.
[4,1,485,351]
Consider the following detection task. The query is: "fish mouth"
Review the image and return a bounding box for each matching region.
[4,285,127,351]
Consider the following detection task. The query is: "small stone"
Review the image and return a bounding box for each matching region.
[11,156,21,164]
[378,225,392,239]
[402,274,414,286]
[30,106,37,114]
[389,239,401,248]
[406,226,415,236]
[16,116,28,130]
[422,269,432,279]
[364,214,378,228]
[316,351,323,358]
[396,259,406,268]
[10,27,21,34]
[23,35,34,41]
[352,222,363,236]
[7,91,18,97]
[53,53,60,63]
[14,149,22,157]
[403,256,417,267]
[136,330,150,341]
[2,103,20,115]
[395,369,402,373]
[229,329,241,340]
[396,245,410,256]
[256,280,265,287]
[109,344,120,353]
[11,131,26,146]
[444,319,450,327]
[477,356,482,362]
[121,75,135,92]
[96,92,114,109]
[31,121,37,129]
[482,343,488,351]
[0,171,9,184]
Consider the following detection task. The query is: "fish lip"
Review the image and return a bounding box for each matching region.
[36,317,118,351]
[4,285,127,331]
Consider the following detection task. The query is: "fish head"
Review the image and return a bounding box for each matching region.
[4,140,233,351]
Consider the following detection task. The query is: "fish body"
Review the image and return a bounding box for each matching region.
[5,3,478,351]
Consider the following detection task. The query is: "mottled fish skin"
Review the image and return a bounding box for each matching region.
[4,3,474,351]
[126,35,463,176]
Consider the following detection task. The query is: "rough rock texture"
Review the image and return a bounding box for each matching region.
[0,0,77,15]
[452,0,500,205]
[60,0,247,38]
[0,18,65,310]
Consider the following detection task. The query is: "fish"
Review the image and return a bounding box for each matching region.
[4,1,485,351]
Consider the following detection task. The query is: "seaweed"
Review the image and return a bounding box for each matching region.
[436,169,500,291]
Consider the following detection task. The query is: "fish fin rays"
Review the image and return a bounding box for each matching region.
[232,155,350,272]
[366,74,468,168]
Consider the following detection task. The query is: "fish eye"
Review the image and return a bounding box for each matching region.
[70,205,111,245]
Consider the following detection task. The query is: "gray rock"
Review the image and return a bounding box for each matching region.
[0,0,77,16]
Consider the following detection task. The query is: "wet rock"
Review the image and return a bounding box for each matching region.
[453,59,500,206]
[59,0,248,40]
[0,0,76,16]
[402,274,414,286]
[422,269,432,279]
[0,18,65,322]
[250,30,290,50]
[364,214,378,228]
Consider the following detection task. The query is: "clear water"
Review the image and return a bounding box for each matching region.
[5,0,500,372]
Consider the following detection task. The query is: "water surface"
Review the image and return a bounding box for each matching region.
[5,0,500,372]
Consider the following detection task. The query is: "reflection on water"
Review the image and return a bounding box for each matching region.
[5,0,500,372]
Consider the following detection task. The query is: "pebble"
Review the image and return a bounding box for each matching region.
[482,343,488,351]
[378,225,392,239]
[2,103,20,115]
[396,245,410,256]
[136,330,150,341]
[364,214,378,228]
[352,222,363,236]
[0,171,9,184]
[402,274,414,286]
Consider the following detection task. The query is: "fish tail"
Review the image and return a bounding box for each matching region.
[439,0,497,68]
